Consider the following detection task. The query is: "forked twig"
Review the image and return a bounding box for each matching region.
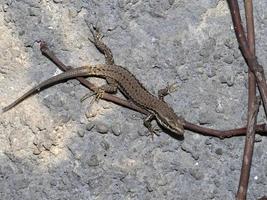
[227,0,267,198]
[227,0,267,116]
[237,97,260,199]
[236,0,257,199]
[39,42,267,138]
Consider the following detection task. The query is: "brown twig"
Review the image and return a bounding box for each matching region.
[227,0,267,116]
[236,0,257,199]
[39,41,147,115]
[236,97,260,199]
[184,121,266,138]
[39,41,267,138]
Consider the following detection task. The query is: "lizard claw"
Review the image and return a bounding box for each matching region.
[158,82,179,100]
[146,125,160,140]
[80,92,94,102]
[167,82,178,94]
[88,24,103,44]
[80,89,105,104]
[94,89,105,101]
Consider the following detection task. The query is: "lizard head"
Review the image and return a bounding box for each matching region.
[155,106,185,136]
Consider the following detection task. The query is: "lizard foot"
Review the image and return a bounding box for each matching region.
[94,89,105,102]
[166,82,178,94]
[80,89,105,104]
[80,92,94,102]
[146,126,160,140]
[88,24,103,45]
[158,82,179,100]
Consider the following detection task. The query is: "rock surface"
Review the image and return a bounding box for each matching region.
[0,0,267,199]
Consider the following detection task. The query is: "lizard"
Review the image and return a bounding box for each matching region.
[2,26,185,136]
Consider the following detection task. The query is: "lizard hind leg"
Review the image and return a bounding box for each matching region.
[80,89,103,104]
[80,79,118,103]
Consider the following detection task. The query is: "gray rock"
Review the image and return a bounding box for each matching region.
[77,130,85,137]
[28,7,40,16]
[199,38,216,58]
[95,122,109,134]
[219,66,235,87]
[223,55,234,64]
[1,1,267,199]
[168,0,175,5]
[100,140,110,151]
[215,148,223,155]
[215,99,225,113]
[198,111,215,125]
[43,139,53,151]
[33,146,42,155]
[13,176,30,190]
[189,168,204,181]
[111,123,122,136]
[224,39,235,49]
[176,65,189,81]
[255,135,263,142]
[53,0,62,3]
[85,107,98,119]
[85,122,95,131]
[206,65,217,78]
[86,155,99,167]
[181,141,200,161]
[68,8,78,18]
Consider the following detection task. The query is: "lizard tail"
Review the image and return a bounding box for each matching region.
[2,65,96,112]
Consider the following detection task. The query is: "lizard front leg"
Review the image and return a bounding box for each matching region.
[158,83,178,101]
[81,77,118,102]
[143,114,160,139]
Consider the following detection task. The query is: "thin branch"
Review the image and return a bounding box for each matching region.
[236,97,260,199]
[184,121,266,138]
[236,0,257,199]
[227,0,267,116]
[245,0,256,121]
[39,41,267,138]
[39,41,148,115]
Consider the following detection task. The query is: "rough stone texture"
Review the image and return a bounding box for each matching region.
[0,0,267,199]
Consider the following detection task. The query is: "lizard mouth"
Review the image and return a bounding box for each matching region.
[157,120,184,136]
[171,126,184,136]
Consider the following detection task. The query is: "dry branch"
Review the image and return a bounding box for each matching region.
[39,41,267,138]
